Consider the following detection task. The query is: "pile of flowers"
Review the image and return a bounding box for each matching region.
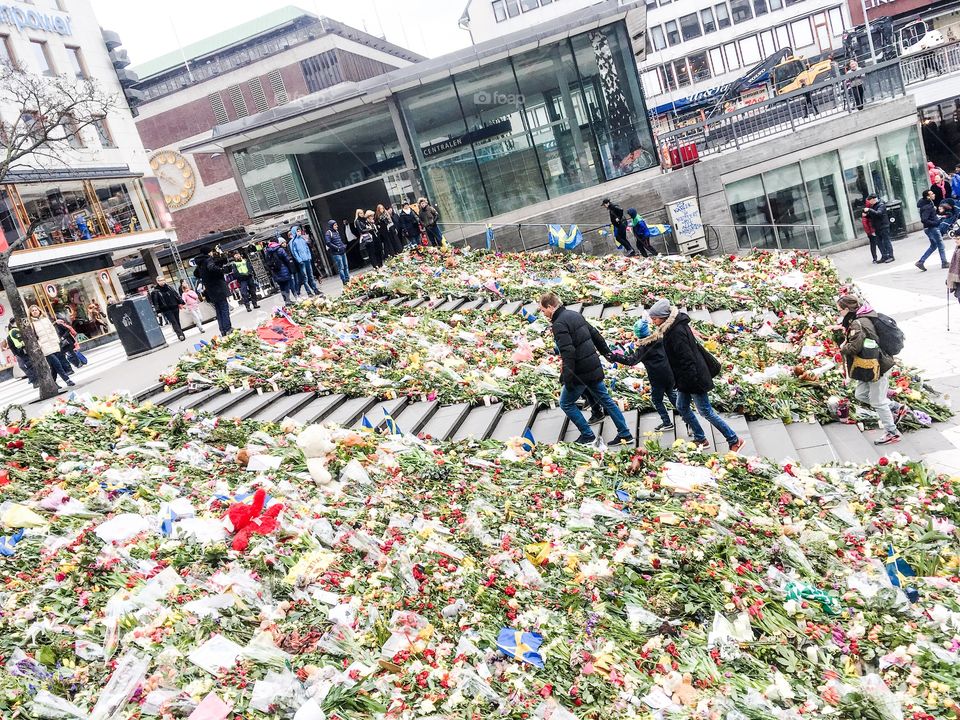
[161,292,950,427]
[0,396,958,719]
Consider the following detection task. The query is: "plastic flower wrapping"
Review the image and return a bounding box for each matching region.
[161,249,950,428]
[0,396,958,719]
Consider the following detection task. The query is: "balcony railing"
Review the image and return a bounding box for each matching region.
[656,59,906,164]
[900,41,960,85]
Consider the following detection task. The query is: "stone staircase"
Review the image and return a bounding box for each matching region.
[135,295,957,465]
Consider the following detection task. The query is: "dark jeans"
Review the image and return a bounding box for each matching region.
[632,230,658,257]
[238,277,257,308]
[560,380,631,440]
[368,238,385,268]
[276,277,295,304]
[425,225,443,247]
[653,384,703,430]
[613,224,635,254]
[161,309,184,339]
[675,391,738,446]
[210,298,232,336]
[46,352,71,383]
[920,227,947,265]
[15,355,36,385]
[331,253,349,283]
[869,233,893,261]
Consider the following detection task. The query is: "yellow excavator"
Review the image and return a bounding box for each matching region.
[771,54,835,95]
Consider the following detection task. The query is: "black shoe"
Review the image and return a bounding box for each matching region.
[915,261,927,271]
[253,304,261,308]
[244,305,251,312]
[574,433,596,444]
[653,421,675,431]
[608,434,633,446]
[588,411,605,423]
[943,262,950,269]
[66,379,75,386]
[883,257,895,263]
[872,258,880,264]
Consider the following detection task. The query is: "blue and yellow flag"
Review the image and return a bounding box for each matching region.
[383,408,401,435]
[548,224,583,250]
[0,529,24,557]
[519,428,536,453]
[485,224,494,250]
[520,307,537,323]
[646,224,672,237]
[361,415,374,429]
[497,627,544,668]
[886,545,919,603]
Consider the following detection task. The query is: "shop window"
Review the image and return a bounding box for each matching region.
[18,181,97,245]
[41,272,113,340]
[715,3,731,29]
[688,52,711,82]
[739,35,761,65]
[673,59,691,87]
[92,179,155,234]
[764,163,816,249]
[753,0,768,17]
[877,127,928,226]
[651,25,667,51]
[0,188,21,250]
[801,151,854,245]
[726,176,776,248]
[723,42,741,71]
[709,47,725,75]
[680,13,702,41]
[665,20,681,46]
[791,18,814,48]
[701,7,717,34]
[729,0,753,24]
[838,138,887,233]
[29,40,54,75]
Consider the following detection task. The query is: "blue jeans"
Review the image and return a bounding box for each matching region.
[297,260,319,294]
[46,353,71,383]
[654,384,706,434]
[425,225,443,247]
[920,227,947,264]
[560,380,631,440]
[331,253,350,283]
[211,298,232,336]
[676,391,738,446]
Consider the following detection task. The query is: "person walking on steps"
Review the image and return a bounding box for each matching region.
[265,238,297,304]
[324,220,350,285]
[539,291,634,446]
[627,208,658,257]
[650,299,744,453]
[194,246,233,336]
[916,189,949,271]
[862,195,893,263]
[602,198,637,256]
[289,226,321,296]
[180,282,204,334]
[150,276,186,341]
[230,253,260,311]
[837,294,905,445]
[28,304,73,387]
[608,317,698,432]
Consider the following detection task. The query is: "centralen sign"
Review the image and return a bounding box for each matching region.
[0,4,72,36]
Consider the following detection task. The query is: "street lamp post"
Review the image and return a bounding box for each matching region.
[860,0,878,63]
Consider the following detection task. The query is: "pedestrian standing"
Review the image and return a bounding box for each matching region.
[230,252,260,311]
[28,304,73,387]
[356,210,383,268]
[931,171,953,205]
[55,314,86,368]
[862,195,894,263]
[837,294,903,445]
[180,282,204,334]
[602,199,637,256]
[418,198,443,248]
[6,320,37,386]
[193,246,233,336]
[626,208,658,256]
[279,238,301,301]
[862,204,880,263]
[650,299,744,452]
[376,204,402,257]
[846,59,864,111]
[149,276,186,341]
[265,239,296,304]
[539,291,634,446]
[916,189,948,271]
[324,220,350,285]
[951,165,960,200]
[289,226,321,296]
[397,202,420,247]
[386,204,404,254]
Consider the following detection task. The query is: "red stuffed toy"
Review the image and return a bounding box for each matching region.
[223,489,282,551]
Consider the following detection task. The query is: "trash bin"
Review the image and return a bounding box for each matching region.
[106,295,168,359]
[886,200,908,239]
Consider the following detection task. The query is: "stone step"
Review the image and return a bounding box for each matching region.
[636,412,676,449]
[166,386,224,413]
[747,418,799,462]
[567,303,583,314]
[821,422,882,464]
[385,296,406,307]
[675,408,718,453]
[626,305,645,317]
[224,390,284,420]
[500,300,523,316]
[601,408,638,446]
[154,385,192,408]
[252,391,317,423]
[582,304,603,319]
[393,400,438,435]
[490,405,538,442]
[459,298,486,310]
[135,382,166,402]
[402,297,426,308]
[289,393,346,425]
[601,305,624,319]
[480,299,504,312]
[785,421,838,466]
[722,413,755,456]
[201,388,255,416]
[436,297,466,312]
[710,309,734,326]
[563,411,602,442]
[324,396,377,427]
[420,402,471,440]
[452,403,503,441]
[358,397,410,430]
[687,308,712,324]
[530,406,568,444]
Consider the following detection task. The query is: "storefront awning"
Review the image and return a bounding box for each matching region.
[10,230,171,272]
[6,166,138,183]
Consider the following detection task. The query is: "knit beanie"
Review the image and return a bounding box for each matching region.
[648,299,671,319]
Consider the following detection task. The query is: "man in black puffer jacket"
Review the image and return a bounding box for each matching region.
[540,292,633,445]
[650,299,744,453]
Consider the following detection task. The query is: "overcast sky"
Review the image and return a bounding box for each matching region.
[89,0,472,67]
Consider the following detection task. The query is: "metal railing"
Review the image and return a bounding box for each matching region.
[900,41,960,84]
[721,222,824,252]
[657,59,905,163]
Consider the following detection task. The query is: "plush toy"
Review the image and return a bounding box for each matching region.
[223,488,282,551]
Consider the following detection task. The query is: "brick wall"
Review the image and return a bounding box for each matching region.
[135,96,218,151]
[279,63,309,103]
[193,153,234,186]
[170,192,251,244]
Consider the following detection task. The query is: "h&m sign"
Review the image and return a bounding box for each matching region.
[0,3,72,36]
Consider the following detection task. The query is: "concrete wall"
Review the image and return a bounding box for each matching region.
[451,95,922,255]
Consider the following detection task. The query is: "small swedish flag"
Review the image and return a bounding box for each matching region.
[885,545,919,603]
[497,627,544,668]
[383,407,401,435]
[361,415,374,429]
[0,529,24,557]
[520,307,537,323]
[519,427,536,453]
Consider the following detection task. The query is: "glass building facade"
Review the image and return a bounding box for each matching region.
[725,125,928,249]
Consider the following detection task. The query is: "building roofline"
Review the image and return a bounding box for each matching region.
[182,0,645,154]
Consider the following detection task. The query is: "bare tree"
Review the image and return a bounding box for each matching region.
[0,65,115,400]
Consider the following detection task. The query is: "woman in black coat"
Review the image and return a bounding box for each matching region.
[610,318,681,431]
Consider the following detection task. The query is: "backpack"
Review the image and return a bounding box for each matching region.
[871,313,904,356]
[266,248,284,275]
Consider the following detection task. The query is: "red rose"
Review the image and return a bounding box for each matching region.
[878,457,889,466]
[503,585,516,597]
